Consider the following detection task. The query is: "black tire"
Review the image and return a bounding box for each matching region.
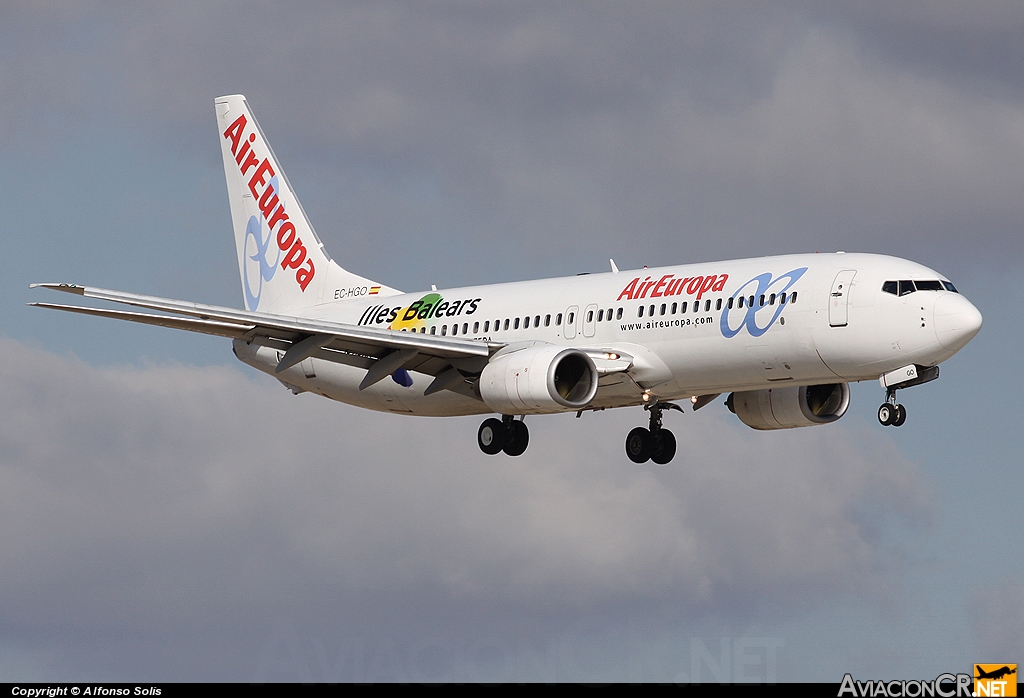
[478,418,506,455]
[877,404,894,426]
[625,427,652,463]
[503,420,530,456]
[650,429,677,465]
[892,404,907,427]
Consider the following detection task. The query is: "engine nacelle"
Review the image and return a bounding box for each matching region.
[479,344,599,415]
[727,383,850,430]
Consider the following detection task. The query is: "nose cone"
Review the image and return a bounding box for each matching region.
[933,293,983,352]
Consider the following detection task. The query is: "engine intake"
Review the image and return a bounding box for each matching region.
[479,344,599,414]
[727,383,850,430]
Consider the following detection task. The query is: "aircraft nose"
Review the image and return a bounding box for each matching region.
[933,293,983,352]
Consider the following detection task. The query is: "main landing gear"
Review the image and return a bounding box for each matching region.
[478,415,530,456]
[625,401,682,465]
[877,389,907,427]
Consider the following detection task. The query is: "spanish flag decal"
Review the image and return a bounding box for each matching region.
[369,286,381,295]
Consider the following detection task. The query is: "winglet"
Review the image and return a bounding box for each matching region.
[610,259,619,274]
[30,283,85,294]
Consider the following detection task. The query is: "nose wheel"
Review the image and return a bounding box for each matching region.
[478,415,530,456]
[877,389,907,427]
[626,401,681,464]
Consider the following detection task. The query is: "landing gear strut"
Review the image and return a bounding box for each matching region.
[626,402,682,464]
[478,415,529,456]
[877,389,907,427]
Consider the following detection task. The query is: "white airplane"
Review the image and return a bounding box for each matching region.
[31,95,984,463]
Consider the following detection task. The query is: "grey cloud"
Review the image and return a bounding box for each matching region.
[5,2,1024,293]
[0,336,930,678]
[969,579,1024,660]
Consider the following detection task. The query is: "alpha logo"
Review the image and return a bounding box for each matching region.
[975,665,1017,697]
[618,272,729,302]
[242,207,281,311]
[224,113,315,309]
[357,292,482,329]
[720,267,807,339]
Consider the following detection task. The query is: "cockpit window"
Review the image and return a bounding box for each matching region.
[942,281,958,293]
[899,280,915,296]
[915,280,943,291]
[882,281,898,295]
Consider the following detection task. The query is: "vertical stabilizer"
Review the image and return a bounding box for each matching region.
[215,95,399,313]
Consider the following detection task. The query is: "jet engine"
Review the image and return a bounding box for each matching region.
[479,344,599,414]
[727,383,850,430]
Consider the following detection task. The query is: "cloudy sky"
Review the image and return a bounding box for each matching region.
[2,1,1022,682]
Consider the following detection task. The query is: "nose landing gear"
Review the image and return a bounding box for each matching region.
[478,415,530,456]
[877,389,907,427]
[625,401,682,464]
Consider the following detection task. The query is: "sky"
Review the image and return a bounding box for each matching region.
[1,0,1022,682]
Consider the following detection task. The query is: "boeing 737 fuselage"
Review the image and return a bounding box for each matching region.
[31,95,983,463]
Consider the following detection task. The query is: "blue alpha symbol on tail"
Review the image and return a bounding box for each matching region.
[720,267,807,338]
[242,176,284,310]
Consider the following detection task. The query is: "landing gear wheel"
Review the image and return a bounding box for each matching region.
[892,404,907,427]
[650,429,677,465]
[626,427,652,463]
[503,420,529,456]
[877,403,895,426]
[478,418,506,455]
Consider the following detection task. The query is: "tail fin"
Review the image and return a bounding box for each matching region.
[215,95,399,313]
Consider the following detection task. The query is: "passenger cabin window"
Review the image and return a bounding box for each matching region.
[473,322,479,334]
[616,308,623,320]
[728,297,734,309]
[671,302,677,314]
[514,317,520,330]
[567,312,574,325]
[791,292,797,304]
[759,295,765,307]
[638,306,644,318]
[544,314,551,326]
[769,293,776,305]
[605,309,611,321]
[556,313,563,325]
[524,316,530,329]
[899,280,915,296]
[738,296,744,308]
[586,310,593,323]
[681,301,688,312]
[748,295,755,307]
[463,323,469,335]
[504,319,510,330]
[705,299,711,312]
[598,309,604,322]
[779,292,787,304]
[484,320,490,332]
[649,304,655,317]
[441,325,447,336]
[716,298,723,310]
[660,304,666,316]
[882,281,898,295]
[451,324,457,336]
[535,315,540,327]
[430,326,436,335]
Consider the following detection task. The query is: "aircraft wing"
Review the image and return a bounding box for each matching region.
[30,283,498,394]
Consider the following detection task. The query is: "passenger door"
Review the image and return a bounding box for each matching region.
[582,303,598,338]
[829,270,857,327]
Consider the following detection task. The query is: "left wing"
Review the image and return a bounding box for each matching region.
[30,283,499,395]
